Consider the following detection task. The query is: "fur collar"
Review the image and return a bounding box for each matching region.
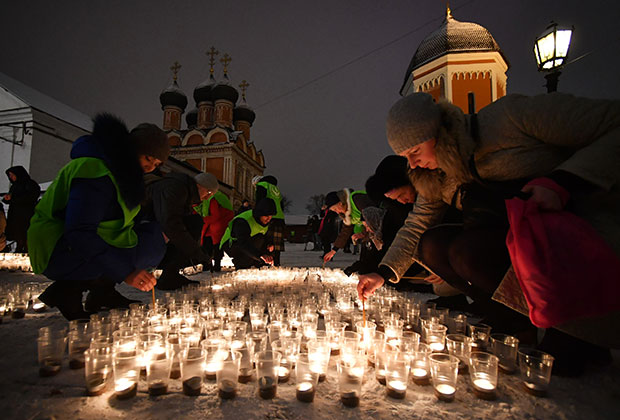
[92,114,145,208]
[336,188,353,225]
[408,101,475,201]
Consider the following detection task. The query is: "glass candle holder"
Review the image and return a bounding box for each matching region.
[268,321,289,345]
[68,329,91,369]
[180,347,206,396]
[201,338,228,380]
[449,313,467,334]
[84,346,112,396]
[270,338,296,383]
[337,352,365,407]
[146,343,171,396]
[295,353,319,403]
[37,327,66,377]
[340,331,361,357]
[246,331,268,365]
[113,351,139,400]
[468,323,492,352]
[446,334,471,374]
[424,323,447,352]
[384,318,404,342]
[375,343,396,385]
[518,348,554,397]
[386,353,410,399]
[250,314,268,332]
[307,339,330,383]
[256,350,282,399]
[490,333,519,374]
[325,321,347,356]
[366,331,385,367]
[429,353,459,402]
[354,320,376,354]
[217,351,241,399]
[469,351,499,400]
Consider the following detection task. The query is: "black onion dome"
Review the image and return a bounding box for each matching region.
[401,15,507,85]
[159,81,188,111]
[185,108,198,128]
[193,76,215,104]
[212,77,239,104]
[233,103,256,125]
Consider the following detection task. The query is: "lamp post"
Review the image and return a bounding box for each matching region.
[534,22,573,93]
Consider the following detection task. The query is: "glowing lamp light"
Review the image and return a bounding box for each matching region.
[534,22,573,92]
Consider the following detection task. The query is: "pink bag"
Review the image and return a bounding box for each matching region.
[505,178,620,328]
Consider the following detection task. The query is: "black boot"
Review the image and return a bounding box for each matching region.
[84,279,140,312]
[39,282,91,320]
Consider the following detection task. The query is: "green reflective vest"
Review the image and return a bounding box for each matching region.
[193,191,233,217]
[349,190,366,233]
[27,157,140,274]
[219,210,269,249]
[256,181,284,220]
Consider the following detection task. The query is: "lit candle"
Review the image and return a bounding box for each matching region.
[412,368,427,378]
[231,340,244,350]
[32,302,46,312]
[278,366,290,382]
[388,380,406,391]
[473,378,495,391]
[434,383,456,402]
[115,377,134,393]
[297,381,313,392]
[386,379,407,399]
[429,342,445,352]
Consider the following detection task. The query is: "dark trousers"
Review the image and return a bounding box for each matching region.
[418,224,532,331]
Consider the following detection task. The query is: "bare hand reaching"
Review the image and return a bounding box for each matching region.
[124,269,157,291]
[357,273,385,301]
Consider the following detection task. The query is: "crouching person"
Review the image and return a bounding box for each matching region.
[220,199,276,269]
[29,114,169,320]
[144,171,219,290]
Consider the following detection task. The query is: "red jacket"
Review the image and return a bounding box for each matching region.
[200,198,234,246]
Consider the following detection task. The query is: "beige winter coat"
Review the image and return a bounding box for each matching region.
[380,93,620,347]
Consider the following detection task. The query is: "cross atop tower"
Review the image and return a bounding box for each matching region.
[220,53,232,76]
[446,1,452,19]
[239,80,249,101]
[170,61,182,82]
[207,46,219,75]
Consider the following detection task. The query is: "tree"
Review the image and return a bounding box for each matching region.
[281,195,293,214]
[305,194,325,215]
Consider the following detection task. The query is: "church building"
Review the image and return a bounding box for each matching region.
[158,48,265,210]
[400,8,509,113]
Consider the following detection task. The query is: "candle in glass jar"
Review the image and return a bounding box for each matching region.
[386,379,407,399]
[278,366,290,383]
[429,342,445,352]
[115,377,137,399]
[434,383,456,401]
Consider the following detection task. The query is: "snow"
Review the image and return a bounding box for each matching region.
[1,243,619,420]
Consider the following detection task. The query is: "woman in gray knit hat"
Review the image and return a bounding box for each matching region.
[357,92,620,372]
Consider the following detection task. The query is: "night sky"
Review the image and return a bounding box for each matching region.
[2,0,619,213]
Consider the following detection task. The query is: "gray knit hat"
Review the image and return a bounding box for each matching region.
[194,172,219,192]
[386,93,441,154]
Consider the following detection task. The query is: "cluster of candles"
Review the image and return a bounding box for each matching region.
[34,267,555,404]
[0,280,50,321]
[0,253,32,272]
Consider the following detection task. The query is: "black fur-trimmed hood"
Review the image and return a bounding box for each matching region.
[71,113,145,208]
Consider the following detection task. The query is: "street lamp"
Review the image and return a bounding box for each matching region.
[534,22,573,93]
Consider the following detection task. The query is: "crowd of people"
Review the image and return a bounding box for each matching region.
[318,92,620,377]
[3,90,618,379]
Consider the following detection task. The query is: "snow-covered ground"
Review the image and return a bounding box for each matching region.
[0,244,619,420]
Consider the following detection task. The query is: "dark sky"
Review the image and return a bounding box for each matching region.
[2,0,619,213]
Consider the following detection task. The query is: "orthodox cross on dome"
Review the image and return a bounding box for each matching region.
[207,46,219,75]
[170,61,182,82]
[446,1,453,19]
[220,53,232,76]
[239,80,249,101]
